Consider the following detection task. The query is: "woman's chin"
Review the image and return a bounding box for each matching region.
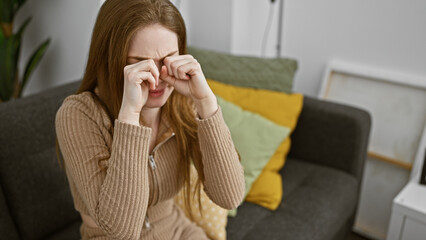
[144,98,167,109]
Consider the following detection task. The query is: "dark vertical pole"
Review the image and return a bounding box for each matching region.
[420,148,426,185]
[277,0,284,58]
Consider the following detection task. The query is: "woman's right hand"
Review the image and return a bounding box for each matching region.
[118,59,159,125]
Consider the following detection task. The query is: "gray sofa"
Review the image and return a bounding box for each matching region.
[0,79,371,240]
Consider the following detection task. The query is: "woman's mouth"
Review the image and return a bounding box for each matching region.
[149,88,165,97]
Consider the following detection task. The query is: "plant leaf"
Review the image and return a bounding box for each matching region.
[0,32,7,100]
[16,0,27,8]
[15,0,27,7]
[16,16,31,38]
[0,36,19,101]
[0,0,18,23]
[9,17,31,79]
[19,38,50,97]
[0,0,26,23]
[0,23,3,40]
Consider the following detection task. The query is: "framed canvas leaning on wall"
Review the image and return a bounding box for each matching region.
[318,60,426,240]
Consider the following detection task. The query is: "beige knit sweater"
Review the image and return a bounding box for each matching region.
[55,91,245,240]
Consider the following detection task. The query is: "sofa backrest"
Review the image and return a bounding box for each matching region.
[0,80,81,240]
[288,96,371,181]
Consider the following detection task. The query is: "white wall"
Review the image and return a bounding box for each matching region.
[185,0,232,52]
[14,0,426,98]
[283,0,426,96]
[15,0,100,97]
[185,0,280,57]
[14,0,192,97]
[184,0,426,97]
[230,0,280,57]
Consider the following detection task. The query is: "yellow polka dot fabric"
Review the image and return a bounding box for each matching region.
[173,164,228,240]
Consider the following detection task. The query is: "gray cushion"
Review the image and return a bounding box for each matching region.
[227,158,358,240]
[0,81,81,240]
[187,46,298,93]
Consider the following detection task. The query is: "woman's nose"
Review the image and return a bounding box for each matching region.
[154,61,163,73]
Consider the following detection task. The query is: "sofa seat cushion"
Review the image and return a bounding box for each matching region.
[226,158,358,240]
[226,201,273,240]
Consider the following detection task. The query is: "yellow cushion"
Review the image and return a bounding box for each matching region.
[206,79,304,210]
[173,164,228,240]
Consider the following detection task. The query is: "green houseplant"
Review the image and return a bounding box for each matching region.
[0,0,50,103]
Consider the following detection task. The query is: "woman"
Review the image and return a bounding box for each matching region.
[55,0,245,239]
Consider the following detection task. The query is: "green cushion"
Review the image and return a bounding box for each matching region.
[188,46,298,93]
[216,96,291,217]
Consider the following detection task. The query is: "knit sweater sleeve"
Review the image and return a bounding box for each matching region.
[195,105,246,210]
[55,94,151,240]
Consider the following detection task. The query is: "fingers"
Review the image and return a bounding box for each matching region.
[124,55,201,92]
[171,59,193,80]
[163,55,199,80]
[163,55,192,75]
[134,72,157,90]
[175,62,200,79]
[124,66,157,90]
[125,59,160,87]
[160,65,177,86]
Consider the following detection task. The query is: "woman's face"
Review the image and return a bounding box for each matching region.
[127,24,179,109]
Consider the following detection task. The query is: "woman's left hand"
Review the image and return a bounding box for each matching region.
[160,54,217,118]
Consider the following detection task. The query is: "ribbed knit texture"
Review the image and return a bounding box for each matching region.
[55,91,245,240]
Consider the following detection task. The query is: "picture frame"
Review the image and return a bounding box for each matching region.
[318,60,426,238]
[411,124,426,184]
[319,60,426,170]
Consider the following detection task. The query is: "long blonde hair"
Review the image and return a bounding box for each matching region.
[55,0,204,220]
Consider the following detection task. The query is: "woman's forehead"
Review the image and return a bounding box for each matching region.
[128,24,179,59]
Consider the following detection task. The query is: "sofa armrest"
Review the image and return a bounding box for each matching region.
[0,184,20,240]
[287,96,371,182]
